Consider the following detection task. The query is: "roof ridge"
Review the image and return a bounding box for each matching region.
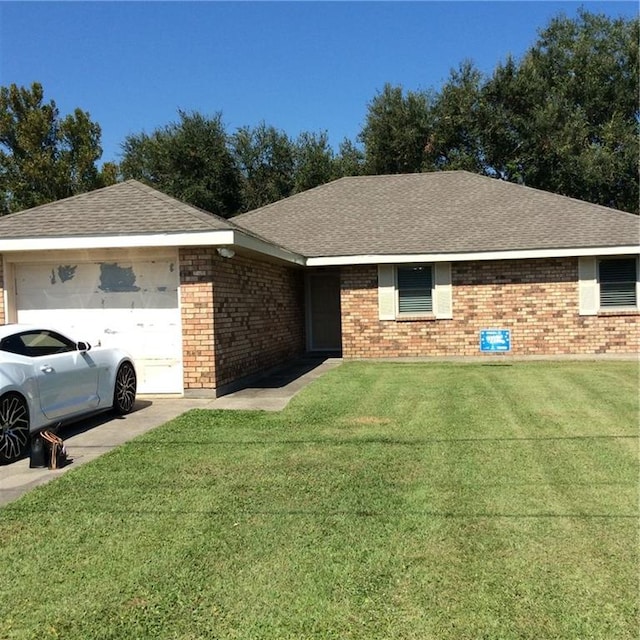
[233,171,483,222]
[123,180,237,228]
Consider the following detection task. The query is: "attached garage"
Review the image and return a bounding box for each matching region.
[9,250,183,394]
[0,181,307,397]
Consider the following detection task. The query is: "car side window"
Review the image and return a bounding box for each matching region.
[0,331,76,357]
[0,335,28,356]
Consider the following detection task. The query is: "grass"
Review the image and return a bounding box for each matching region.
[0,360,638,639]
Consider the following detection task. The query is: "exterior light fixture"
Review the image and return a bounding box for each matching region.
[216,247,235,259]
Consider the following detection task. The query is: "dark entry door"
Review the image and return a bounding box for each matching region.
[307,273,342,352]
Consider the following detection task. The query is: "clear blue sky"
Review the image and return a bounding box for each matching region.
[1,1,636,165]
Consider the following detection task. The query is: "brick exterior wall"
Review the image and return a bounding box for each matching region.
[180,248,305,393]
[341,258,639,358]
[179,249,217,390]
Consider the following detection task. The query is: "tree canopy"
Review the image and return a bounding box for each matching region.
[481,10,639,212]
[122,118,363,216]
[120,111,242,217]
[359,10,639,213]
[0,82,113,214]
[360,83,435,175]
[3,10,637,216]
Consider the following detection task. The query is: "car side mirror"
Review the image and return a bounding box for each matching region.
[77,341,92,352]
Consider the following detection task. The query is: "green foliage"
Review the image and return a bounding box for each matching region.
[0,83,106,214]
[360,83,435,174]
[231,122,295,212]
[333,138,365,177]
[427,61,487,174]
[481,10,639,211]
[110,9,637,216]
[0,362,637,638]
[120,110,242,217]
[9,10,633,217]
[359,11,638,213]
[293,130,336,193]
[123,117,360,215]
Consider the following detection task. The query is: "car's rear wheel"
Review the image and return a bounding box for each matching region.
[113,362,136,415]
[0,392,30,464]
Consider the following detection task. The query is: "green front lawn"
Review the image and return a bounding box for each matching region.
[1,361,638,639]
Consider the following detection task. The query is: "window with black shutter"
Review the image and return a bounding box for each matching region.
[598,258,637,308]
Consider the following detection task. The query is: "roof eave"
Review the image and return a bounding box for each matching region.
[0,230,236,252]
[0,229,307,267]
[306,245,640,266]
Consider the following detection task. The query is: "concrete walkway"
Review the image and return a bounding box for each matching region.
[0,357,341,507]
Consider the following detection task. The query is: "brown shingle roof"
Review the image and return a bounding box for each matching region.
[0,180,234,238]
[1,173,637,259]
[232,172,640,257]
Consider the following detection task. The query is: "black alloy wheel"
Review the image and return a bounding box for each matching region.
[0,393,30,464]
[113,362,137,415]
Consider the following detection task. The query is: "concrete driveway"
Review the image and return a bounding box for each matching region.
[0,357,341,507]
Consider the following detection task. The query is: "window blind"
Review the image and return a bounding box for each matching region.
[397,266,433,314]
[599,258,637,307]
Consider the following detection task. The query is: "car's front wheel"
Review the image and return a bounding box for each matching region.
[113,362,136,415]
[0,392,30,464]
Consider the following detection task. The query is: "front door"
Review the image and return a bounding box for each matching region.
[307,273,342,352]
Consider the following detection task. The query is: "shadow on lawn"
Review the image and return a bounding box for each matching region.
[122,433,637,447]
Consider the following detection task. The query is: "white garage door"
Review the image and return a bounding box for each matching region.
[15,257,183,394]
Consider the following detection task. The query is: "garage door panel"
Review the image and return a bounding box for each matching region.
[15,259,183,394]
[16,262,178,311]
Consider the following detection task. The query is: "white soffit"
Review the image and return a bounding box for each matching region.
[306,245,640,266]
[232,232,306,266]
[0,229,306,265]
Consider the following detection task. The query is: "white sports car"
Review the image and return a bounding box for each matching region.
[0,324,136,464]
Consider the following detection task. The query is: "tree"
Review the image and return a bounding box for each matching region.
[333,138,365,178]
[231,123,295,211]
[482,10,639,212]
[427,61,487,174]
[293,131,336,193]
[359,83,435,174]
[120,110,242,217]
[0,82,104,214]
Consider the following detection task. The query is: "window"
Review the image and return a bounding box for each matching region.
[579,256,639,315]
[599,257,638,308]
[0,330,76,357]
[397,265,433,315]
[378,263,452,320]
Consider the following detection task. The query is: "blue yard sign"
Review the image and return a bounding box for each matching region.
[480,329,511,352]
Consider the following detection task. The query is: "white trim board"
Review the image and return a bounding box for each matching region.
[0,230,637,268]
[0,230,307,267]
[306,246,640,266]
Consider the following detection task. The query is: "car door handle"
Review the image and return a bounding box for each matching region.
[40,365,54,374]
